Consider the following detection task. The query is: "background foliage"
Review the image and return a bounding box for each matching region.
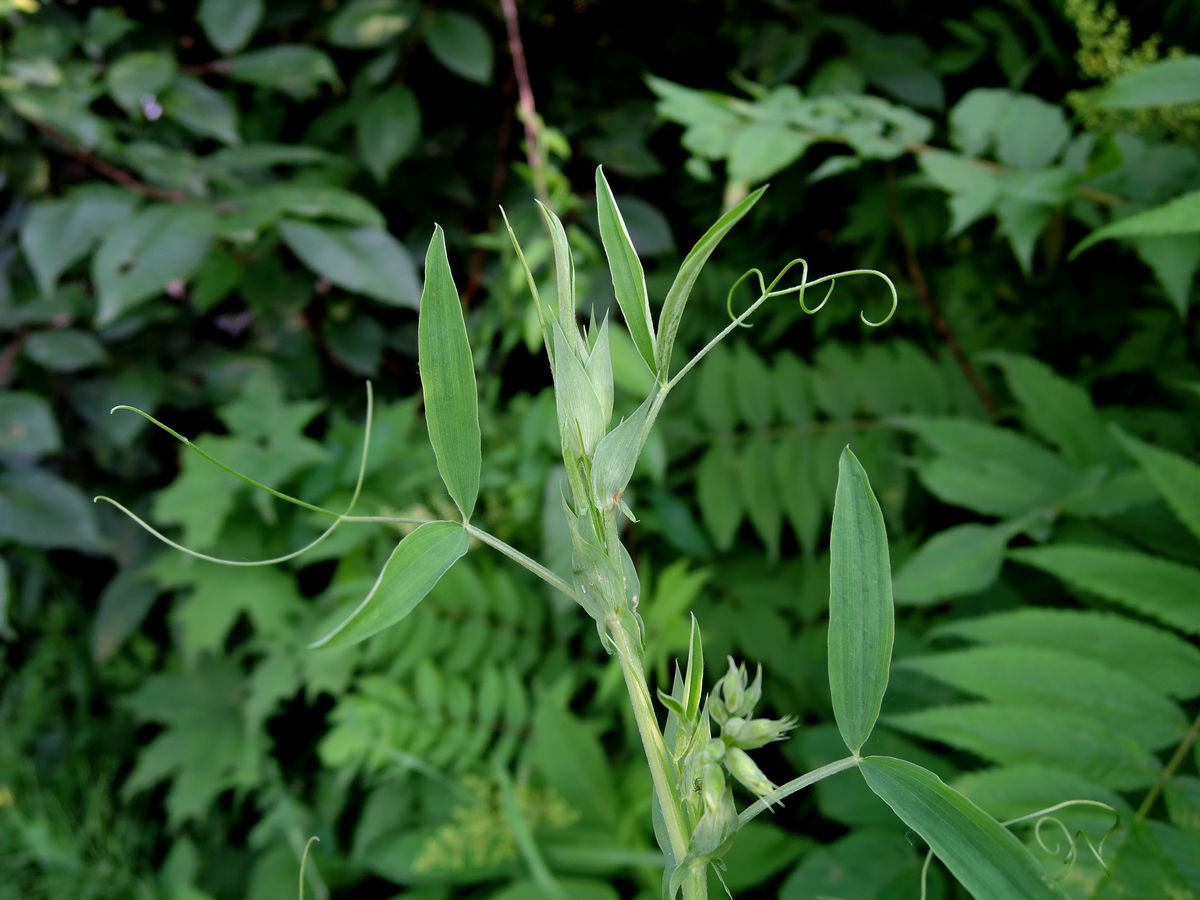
[2,0,1199,897]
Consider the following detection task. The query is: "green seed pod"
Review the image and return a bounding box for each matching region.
[725,746,777,800]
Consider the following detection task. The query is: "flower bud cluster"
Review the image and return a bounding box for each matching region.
[709,658,796,801]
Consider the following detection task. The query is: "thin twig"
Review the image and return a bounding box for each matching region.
[885,166,999,419]
[499,0,548,204]
[35,123,190,204]
[1136,709,1200,822]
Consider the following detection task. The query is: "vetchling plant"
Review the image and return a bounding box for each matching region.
[99,168,1112,898]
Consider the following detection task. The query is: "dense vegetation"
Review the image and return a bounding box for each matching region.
[2,0,1199,897]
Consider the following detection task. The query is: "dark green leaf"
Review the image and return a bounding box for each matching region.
[0,392,61,458]
[893,523,1010,605]
[828,447,894,754]
[278,220,419,306]
[105,51,176,115]
[310,522,469,648]
[199,0,263,53]
[23,329,107,372]
[357,86,421,182]
[0,468,104,552]
[162,75,240,144]
[225,46,338,99]
[418,225,481,521]
[328,0,418,48]
[424,11,492,84]
[1090,56,1200,110]
[20,187,140,296]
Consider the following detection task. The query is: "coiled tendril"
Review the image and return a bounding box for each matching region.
[724,257,898,329]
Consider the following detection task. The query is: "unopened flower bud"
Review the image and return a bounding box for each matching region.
[709,695,729,727]
[725,746,777,801]
[719,658,746,714]
[725,715,797,750]
[701,762,725,813]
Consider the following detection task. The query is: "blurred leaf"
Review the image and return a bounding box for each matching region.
[1131,234,1200,315]
[893,523,1010,605]
[728,122,811,183]
[0,468,104,552]
[20,186,140,296]
[310,522,470,648]
[105,51,176,115]
[828,447,894,754]
[357,86,421,182]
[994,94,1070,170]
[418,226,481,521]
[0,392,62,458]
[162,74,240,144]
[1114,427,1200,544]
[530,702,620,827]
[328,0,418,48]
[1090,56,1200,110]
[93,205,216,324]
[225,46,339,99]
[859,756,1063,898]
[199,0,263,54]
[1073,190,1200,257]
[0,556,11,640]
[424,10,493,84]
[1011,544,1200,636]
[23,329,106,372]
[92,566,158,663]
[279,219,419,306]
[697,443,742,551]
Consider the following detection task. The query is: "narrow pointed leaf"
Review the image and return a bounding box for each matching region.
[1113,426,1200,544]
[655,185,766,378]
[596,166,656,371]
[683,613,704,720]
[859,756,1063,899]
[419,225,481,521]
[828,447,894,754]
[310,521,469,648]
[590,390,657,511]
[536,201,582,354]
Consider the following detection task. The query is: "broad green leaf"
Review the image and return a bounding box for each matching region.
[739,434,782,560]
[1165,776,1200,831]
[779,830,928,900]
[424,10,492,84]
[93,205,216,324]
[595,166,656,372]
[310,522,469,648]
[1073,190,1200,257]
[898,646,1186,749]
[0,392,61,458]
[23,330,106,372]
[728,123,812,183]
[162,74,240,144]
[993,94,1070,170]
[20,186,140,296]
[328,0,418,47]
[199,0,263,53]
[591,391,657,512]
[984,352,1120,468]
[859,756,1063,899]
[1093,822,1197,899]
[357,86,421,182]
[0,468,104,552]
[893,523,1010,605]
[655,185,766,377]
[1011,544,1200,635]
[828,447,894,754]
[1090,56,1200,110]
[1113,427,1200,544]
[418,226,481,521]
[3,85,113,149]
[105,51,176,114]
[886,705,1161,790]
[225,46,338,99]
[697,443,743,551]
[733,343,774,428]
[278,219,419,307]
[934,608,1200,700]
[949,88,1011,155]
[954,765,1125,825]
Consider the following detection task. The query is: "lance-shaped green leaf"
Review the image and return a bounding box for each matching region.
[683,613,704,720]
[655,185,766,378]
[552,321,606,460]
[536,201,584,357]
[585,316,614,428]
[1113,426,1200,544]
[309,521,469,648]
[596,166,656,372]
[419,225,481,521]
[859,757,1063,899]
[828,447,894,754]
[590,390,657,511]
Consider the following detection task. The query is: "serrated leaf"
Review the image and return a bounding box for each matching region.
[893,523,1010,605]
[887,705,1161,790]
[1113,427,1200,544]
[1011,544,1200,636]
[424,10,493,84]
[859,756,1064,899]
[279,219,419,306]
[898,646,1186,749]
[655,186,766,377]
[935,608,1200,700]
[311,522,469,648]
[595,166,656,372]
[828,447,894,754]
[418,226,481,521]
[199,0,263,53]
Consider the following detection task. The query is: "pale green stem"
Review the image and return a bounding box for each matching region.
[464,523,578,601]
[1136,708,1200,821]
[607,614,691,868]
[737,755,861,826]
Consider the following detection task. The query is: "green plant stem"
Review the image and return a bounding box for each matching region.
[737,755,861,826]
[464,523,578,600]
[1135,708,1200,822]
[607,614,692,873]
